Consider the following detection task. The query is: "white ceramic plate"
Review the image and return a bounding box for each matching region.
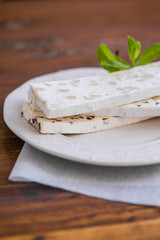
[4,68,160,166]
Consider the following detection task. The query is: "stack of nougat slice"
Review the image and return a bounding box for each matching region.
[21,61,160,134]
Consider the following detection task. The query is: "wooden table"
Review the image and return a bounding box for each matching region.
[0,0,160,239]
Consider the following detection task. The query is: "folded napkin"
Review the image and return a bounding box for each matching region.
[9,143,160,206]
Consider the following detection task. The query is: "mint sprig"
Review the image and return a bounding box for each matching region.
[97,36,160,72]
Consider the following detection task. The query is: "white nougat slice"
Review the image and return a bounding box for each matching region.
[29,62,160,118]
[21,104,152,134]
[89,96,160,117]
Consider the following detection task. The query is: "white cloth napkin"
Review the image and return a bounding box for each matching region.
[9,143,160,206]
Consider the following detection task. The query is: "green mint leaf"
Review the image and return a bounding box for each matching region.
[97,43,130,67]
[100,59,130,73]
[127,36,141,66]
[96,43,115,62]
[135,43,160,66]
[97,37,160,73]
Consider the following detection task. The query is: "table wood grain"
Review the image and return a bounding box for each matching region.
[0,0,160,239]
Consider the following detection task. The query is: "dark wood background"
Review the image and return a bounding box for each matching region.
[0,0,160,239]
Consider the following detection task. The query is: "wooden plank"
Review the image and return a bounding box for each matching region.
[0,184,160,237]
[1,219,160,240]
